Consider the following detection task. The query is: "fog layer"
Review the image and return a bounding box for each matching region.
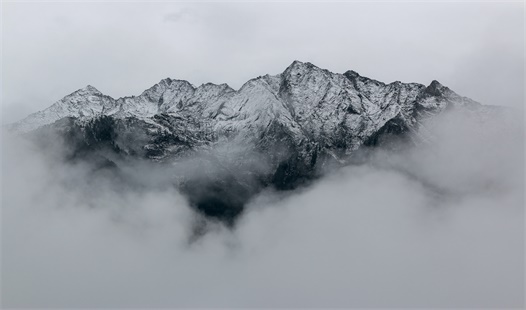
[1,110,524,308]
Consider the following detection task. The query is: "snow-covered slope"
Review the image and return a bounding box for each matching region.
[9,85,118,132]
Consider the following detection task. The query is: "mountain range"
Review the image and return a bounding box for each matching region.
[8,60,501,224]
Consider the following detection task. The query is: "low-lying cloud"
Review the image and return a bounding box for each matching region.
[1,109,524,308]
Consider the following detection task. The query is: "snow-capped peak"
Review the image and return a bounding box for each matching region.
[81,84,102,93]
[424,80,447,96]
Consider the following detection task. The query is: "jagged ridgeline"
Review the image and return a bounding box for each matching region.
[8,61,493,224]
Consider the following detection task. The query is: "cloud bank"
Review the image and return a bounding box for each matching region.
[1,109,524,308]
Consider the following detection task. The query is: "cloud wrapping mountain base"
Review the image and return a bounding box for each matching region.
[1,110,524,308]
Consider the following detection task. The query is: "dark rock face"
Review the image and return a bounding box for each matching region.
[180,174,252,226]
[364,116,411,147]
[12,61,491,224]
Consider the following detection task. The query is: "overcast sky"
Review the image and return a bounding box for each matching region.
[1,2,525,307]
[1,1,524,123]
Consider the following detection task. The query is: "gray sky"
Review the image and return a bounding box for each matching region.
[1,1,524,123]
[1,2,524,307]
